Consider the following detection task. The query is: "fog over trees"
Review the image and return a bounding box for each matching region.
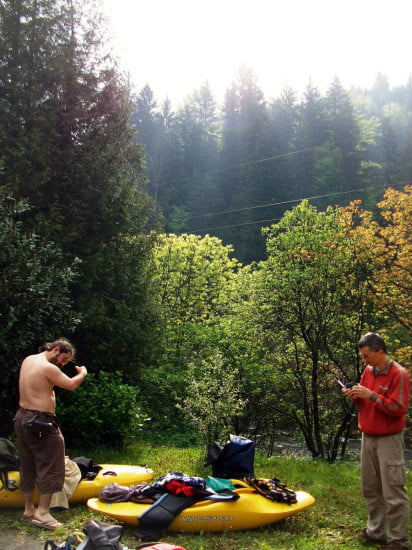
[132,71,412,262]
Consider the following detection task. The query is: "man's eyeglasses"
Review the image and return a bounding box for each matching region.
[360,351,378,359]
[58,353,72,366]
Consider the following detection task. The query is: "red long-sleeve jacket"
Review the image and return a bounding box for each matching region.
[356,360,410,436]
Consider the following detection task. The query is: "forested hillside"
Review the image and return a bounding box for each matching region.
[132,71,412,262]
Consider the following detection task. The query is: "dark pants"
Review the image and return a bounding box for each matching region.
[14,408,65,494]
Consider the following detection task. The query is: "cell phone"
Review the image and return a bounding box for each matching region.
[337,380,356,389]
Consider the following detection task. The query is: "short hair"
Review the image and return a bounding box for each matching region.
[39,338,75,357]
[358,332,386,352]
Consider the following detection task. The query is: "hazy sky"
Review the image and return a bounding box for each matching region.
[101,0,411,107]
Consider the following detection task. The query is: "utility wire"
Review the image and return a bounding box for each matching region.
[192,138,355,178]
[190,187,369,220]
[195,217,282,232]
[192,181,411,233]
[191,182,409,220]
[205,143,330,174]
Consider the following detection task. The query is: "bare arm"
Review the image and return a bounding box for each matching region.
[45,364,88,391]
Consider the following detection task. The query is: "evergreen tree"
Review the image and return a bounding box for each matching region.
[268,84,299,203]
[175,82,220,227]
[312,77,364,209]
[371,73,391,113]
[131,84,165,202]
[294,81,328,197]
[0,0,157,375]
[218,66,273,262]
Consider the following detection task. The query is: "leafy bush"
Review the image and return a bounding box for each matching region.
[57,371,144,448]
[181,352,246,445]
[0,191,79,436]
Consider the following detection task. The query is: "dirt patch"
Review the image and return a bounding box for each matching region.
[0,529,45,549]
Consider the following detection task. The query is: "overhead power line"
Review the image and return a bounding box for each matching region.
[195,217,283,232]
[190,187,369,220]
[192,181,411,233]
[168,138,354,188]
[205,143,328,174]
[191,182,410,221]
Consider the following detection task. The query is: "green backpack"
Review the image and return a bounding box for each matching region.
[0,437,20,490]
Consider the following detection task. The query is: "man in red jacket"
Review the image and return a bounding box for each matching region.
[343,332,410,550]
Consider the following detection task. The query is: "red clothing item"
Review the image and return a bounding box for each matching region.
[356,360,410,436]
[165,480,197,496]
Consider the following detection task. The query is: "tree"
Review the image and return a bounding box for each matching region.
[0,0,156,375]
[376,186,412,346]
[253,201,373,460]
[313,78,364,208]
[340,186,412,362]
[151,233,240,360]
[270,85,298,154]
[293,81,328,198]
[371,73,391,113]
[1,0,145,248]
[218,66,273,262]
[131,84,165,202]
[0,191,78,435]
[142,233,240,437]
[182,352,245,444]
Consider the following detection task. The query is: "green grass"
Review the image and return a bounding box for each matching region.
[1,442,411,549]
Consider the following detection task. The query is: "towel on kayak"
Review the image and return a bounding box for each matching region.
[50,457,82,510]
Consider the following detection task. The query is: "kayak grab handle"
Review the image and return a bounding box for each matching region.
[229,479,251,488]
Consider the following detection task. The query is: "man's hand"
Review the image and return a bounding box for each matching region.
[347,384,373,400]
[75,365,88,378]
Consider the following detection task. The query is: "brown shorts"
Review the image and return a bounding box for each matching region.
[14,408,65,494]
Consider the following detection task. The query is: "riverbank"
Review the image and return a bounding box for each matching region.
[267,432,412,467]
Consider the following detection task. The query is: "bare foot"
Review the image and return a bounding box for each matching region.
[21,506,36,520]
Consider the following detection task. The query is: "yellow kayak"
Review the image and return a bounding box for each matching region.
[0,464,154,508]
[87,480,315,532]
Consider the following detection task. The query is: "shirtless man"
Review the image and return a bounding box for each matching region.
[14,338,87,530]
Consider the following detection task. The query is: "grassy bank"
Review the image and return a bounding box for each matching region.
[1,442,411,549]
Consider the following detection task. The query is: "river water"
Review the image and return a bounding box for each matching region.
[268,434,412,468]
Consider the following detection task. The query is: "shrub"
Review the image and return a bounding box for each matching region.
[57,371,144,448]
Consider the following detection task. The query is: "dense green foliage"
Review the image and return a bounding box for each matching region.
[0,190,78,435]
[0,0,410,458]
[143,192,411,458]
[0,0,158,439]
[57,371,142,448]
[249,203,371,460]
[141,233,240,441]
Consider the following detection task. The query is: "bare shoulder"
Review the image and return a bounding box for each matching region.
[42,361,65,380]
